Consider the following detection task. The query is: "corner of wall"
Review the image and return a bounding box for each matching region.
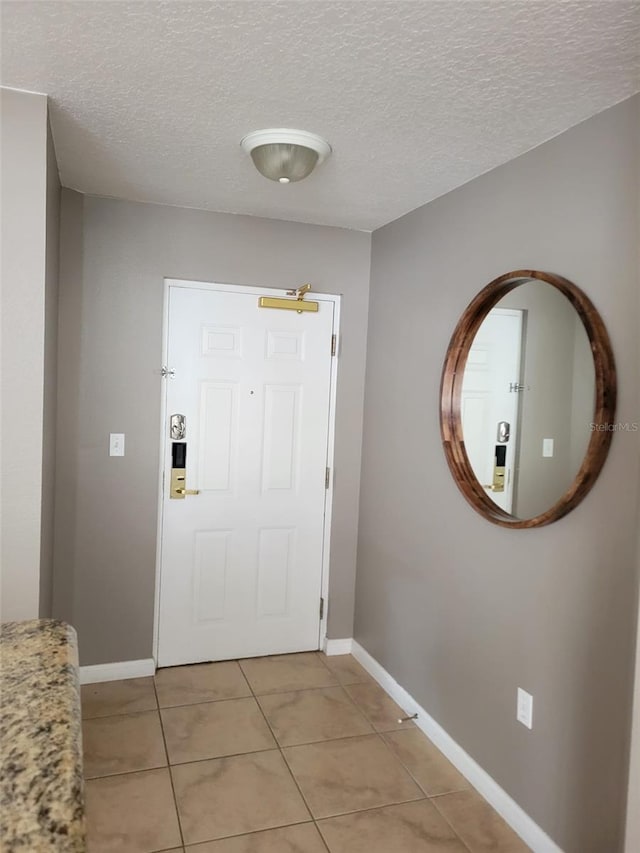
[51,188,84,625]
[39,105,62,618]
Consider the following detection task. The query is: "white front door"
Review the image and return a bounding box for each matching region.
[461,308,523,514]
[157,282,336,667]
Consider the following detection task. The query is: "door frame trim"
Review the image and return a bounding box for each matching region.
[152,278,341,665]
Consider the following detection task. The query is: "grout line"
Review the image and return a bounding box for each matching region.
[84,762,168,782]
[166,745,278,769]
[339,686,419,738]
[376,729,457,798]
[174,820,324,850]
[338,680,393,731]
[315,649,338,674]
[375,730,427,794]
[82,707,162,723]
[429,793,475,853]
[157,692,254,712]
[264,729,378,751]
[153,676,186,850]
[85,746,285,779]
[245,669,315,818]
[156,658,346,704]
[243,661,331,853]
[239,679,343,698]
[157,681,351,708]
[315,794,447,823]
[428,787,472,799]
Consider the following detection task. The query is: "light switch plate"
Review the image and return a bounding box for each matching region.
[517,687,533,729]
[109,433,125,457]
[542,438,554,457]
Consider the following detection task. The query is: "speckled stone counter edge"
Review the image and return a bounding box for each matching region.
[0,619,86,852]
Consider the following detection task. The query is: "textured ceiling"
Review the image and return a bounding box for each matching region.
[2,1,639,230]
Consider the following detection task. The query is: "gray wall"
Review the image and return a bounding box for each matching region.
[355,95,640,853]
[0,88,59,621]
[54,195,371,664]
[626,508,640,852]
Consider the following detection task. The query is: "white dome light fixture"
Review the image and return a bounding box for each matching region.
[240,128,331,184]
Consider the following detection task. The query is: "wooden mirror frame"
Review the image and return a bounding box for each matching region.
[440,270,616,528]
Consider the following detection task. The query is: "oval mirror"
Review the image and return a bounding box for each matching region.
[440,271,616,528]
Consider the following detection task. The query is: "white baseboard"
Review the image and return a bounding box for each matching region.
[80,658,156,685]
[323,637,354,656]
[351,640,563,853]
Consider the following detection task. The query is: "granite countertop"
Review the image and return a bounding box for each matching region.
[0,619,85,852]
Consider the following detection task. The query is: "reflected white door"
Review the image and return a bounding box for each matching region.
[461,309,523,513]
[158,283,336,666]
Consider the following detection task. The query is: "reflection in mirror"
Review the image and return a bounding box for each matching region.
[461,281,595,519]
[440,270,616,528]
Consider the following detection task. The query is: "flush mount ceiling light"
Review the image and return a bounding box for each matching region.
[240,128,331,184]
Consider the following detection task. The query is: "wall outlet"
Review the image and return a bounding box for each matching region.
[109,433,125,457]
[517,687,533,729]
[542,438,554,457]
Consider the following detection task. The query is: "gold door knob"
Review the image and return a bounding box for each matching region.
[176,489,200,495]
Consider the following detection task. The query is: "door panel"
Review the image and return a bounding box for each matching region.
[158,285,335,666]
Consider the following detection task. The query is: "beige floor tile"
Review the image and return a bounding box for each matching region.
[318,800,469,852]
[85,767,181,853]
[319,654,372,685]
[258,686,373,746]
[283,733,423,819]
[155,661,251,708]
[383,729,469,796]
[239,653,338,695]
[83,710,166,778]
[162,697,276,763]
[344,681,414,732]
[184,823,326,852]
[171,750,310,845]
[81,677,157,719]
[433,790,530,852]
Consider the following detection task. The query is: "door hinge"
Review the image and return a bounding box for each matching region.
[325,467,330,489]
[320,597,325,619]
[331,334,337,357]
[161,366,175,378]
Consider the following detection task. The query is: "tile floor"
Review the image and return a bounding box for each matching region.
[82,652,530,852]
